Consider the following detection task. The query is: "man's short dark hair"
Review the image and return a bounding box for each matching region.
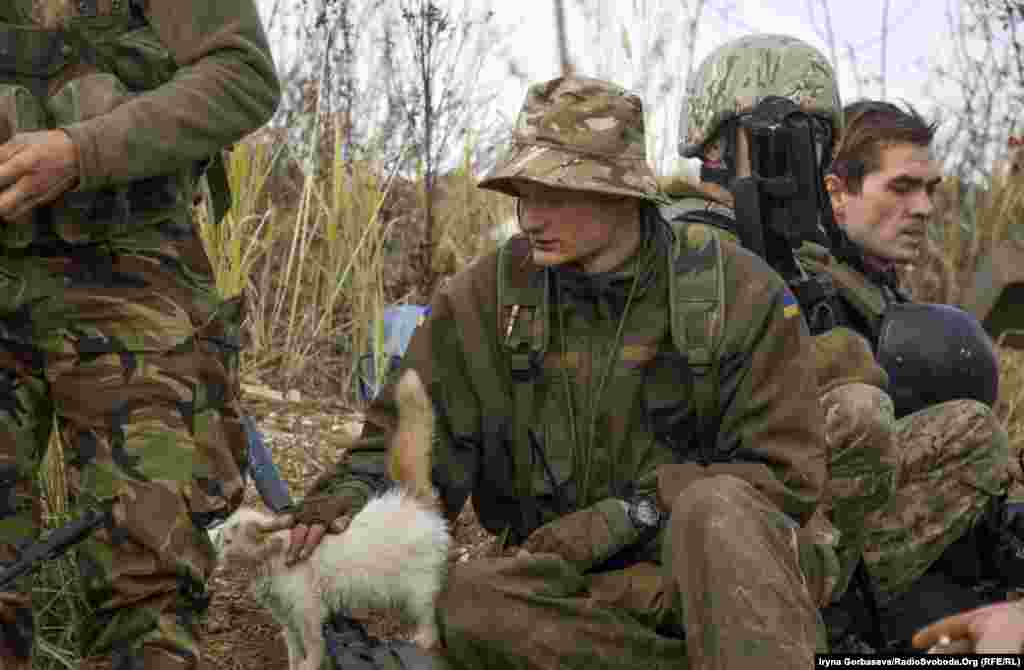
[830,100,937,194]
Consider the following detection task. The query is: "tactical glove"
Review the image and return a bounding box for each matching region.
[520,498,637,572]
[293,488,367,529]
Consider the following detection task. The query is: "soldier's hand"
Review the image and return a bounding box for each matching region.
[912,600,1024,654]
[254,494,356,566]
[0,130,79,221]
[520,500,634,572]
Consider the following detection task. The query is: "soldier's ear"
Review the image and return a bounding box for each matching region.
[824,173,847,216]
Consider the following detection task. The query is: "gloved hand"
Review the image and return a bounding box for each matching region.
[520,498,636,572]
[253,488,365,566]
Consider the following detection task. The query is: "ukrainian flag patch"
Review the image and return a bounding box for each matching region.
[782,289,800,319]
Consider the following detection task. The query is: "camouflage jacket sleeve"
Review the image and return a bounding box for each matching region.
[706,240,827,525]
[63,0,281,191]
[307,271,485,523]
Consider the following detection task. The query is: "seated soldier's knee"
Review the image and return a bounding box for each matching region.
[820,382,895,458]
[670,475,762,538]
[905,398,1009,473]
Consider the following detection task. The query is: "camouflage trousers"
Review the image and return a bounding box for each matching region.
[819,383,1011,601]
[0,246,248,669]
[437,475,826,670]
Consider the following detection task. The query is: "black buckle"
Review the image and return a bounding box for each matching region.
[509,350,542,383]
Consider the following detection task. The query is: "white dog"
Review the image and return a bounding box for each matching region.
[211,370,450,670]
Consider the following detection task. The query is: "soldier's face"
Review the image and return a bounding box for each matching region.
[828,142,941,264]
[516,182,641,273]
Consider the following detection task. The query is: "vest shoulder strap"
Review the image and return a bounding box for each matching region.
[797,242,887,334]
[667,220,725,461]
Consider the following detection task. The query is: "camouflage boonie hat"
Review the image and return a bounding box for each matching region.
[479,75,659,200]
[679,33,843,158]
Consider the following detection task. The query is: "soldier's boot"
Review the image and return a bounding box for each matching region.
[324,614,448,670]
[0,600,33,670]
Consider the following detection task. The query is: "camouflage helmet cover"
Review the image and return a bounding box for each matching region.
[679,33,843,158]
[479,75,659,200]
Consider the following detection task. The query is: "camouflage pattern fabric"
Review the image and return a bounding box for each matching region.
[863,399,1010,600]
[439,476,825,670]
[311,74,827,668]
[679,33,843,158]
[801,253,1011,603]
[0,0,281,193]
[816,382,898,600]
[0,1,279,668]
[478,76,661,201]
[0,248,250,666]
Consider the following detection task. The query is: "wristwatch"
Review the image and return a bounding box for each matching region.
[626,495,665,536]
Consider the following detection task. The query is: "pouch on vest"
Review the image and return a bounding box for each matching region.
[46,72,193,245]
[0,83,47,247]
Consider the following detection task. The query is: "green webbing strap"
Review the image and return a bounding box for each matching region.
[205,151,232,225]
[497,240,548,536]
[668,222,725,461]
[798,244,887,336]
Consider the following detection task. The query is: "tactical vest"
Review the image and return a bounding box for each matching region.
[497,219,726,535]
[795,241,908,345]
[0,1,230,249]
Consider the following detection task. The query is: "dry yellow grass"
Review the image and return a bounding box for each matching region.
[919,175,1024,493]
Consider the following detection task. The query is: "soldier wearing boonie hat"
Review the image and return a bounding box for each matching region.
[271,74,831,670]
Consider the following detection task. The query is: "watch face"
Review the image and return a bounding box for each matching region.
[633,498,660,528]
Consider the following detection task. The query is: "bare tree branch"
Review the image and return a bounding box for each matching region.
[880,0,891,98]
[817,0,840,81]
[554,0,575,76]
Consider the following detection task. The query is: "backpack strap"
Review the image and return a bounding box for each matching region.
[497,237,549,535]
[797,242,888,337]
[667,221,725,463]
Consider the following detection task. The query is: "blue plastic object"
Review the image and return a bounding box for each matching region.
[357,304,429,402]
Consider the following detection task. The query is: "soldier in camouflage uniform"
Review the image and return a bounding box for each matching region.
[820,100,1011,606]
[0,2,280,669]
[665,33,1012,636]
[262,75,830,670]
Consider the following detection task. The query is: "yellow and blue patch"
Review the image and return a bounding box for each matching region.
[782,289,800,319]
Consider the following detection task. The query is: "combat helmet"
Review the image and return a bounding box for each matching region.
[679,33,843,159]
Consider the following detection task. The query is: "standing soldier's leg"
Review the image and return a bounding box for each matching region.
[863,399,1011,599]
[45,251,247,669]
[0,349,52,670]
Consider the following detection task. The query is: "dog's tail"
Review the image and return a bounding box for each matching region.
[387,369,436,502]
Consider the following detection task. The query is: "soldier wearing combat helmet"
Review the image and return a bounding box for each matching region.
[664,33,1016,650]
[0,2,280,669]
[259,74,832,669]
